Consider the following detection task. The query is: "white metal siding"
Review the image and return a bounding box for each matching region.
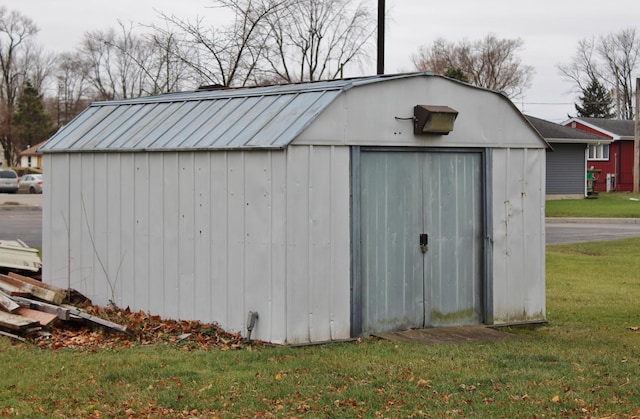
[43,145,351,344]
[490,148,546,323]
[296,77,547,150]
[285,146,351,343]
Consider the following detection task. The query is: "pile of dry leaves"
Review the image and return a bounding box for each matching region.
[1,270,258,351]
[31,304,256,351]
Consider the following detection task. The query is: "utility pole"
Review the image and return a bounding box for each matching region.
[634,77,639,193]
[377,0,385,75]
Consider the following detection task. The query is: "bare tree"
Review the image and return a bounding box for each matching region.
[158,0,285,88]
[0,6,39,166]
[140,24,194,95]
[598,28,640,120]
[158,0,374,87]
[80,22,154,100]
[51,52,93,126]
[261,0,376,83]
[557,38,601,93]
[559,28,640,120]
[412,34,534,99]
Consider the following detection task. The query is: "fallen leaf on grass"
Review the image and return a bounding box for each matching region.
[416,379,431,389]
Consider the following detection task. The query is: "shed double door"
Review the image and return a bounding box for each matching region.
[360,150,483,333]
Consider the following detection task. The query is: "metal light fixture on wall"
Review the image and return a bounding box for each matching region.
[414,105,458,135]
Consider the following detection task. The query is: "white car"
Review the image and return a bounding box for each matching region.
[0,169,19,194]
[18,174,43,194]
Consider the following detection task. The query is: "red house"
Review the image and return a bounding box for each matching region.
[563,117,637,192]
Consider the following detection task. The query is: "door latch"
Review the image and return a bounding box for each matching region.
[419,233,428,253]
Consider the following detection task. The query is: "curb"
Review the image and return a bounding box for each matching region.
[546,217,640,224]
[0,205,41,211]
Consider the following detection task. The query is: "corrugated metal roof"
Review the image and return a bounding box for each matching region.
[41,73,434,153]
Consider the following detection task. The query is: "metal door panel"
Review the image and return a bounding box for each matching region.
[423,153,482,326]
[360,152,424,332]
[359,150,483,334]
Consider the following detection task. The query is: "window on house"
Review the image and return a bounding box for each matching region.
[587,144,609,161]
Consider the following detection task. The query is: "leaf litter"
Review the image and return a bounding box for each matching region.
[29,304,258,351]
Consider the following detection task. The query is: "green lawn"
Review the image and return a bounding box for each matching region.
[546,192,640,218]
[2,238,640,417]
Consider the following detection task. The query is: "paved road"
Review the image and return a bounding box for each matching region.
[0,209,42,248]
[545,219,640,244]
[3,194,640,247]
[0,193,43,248]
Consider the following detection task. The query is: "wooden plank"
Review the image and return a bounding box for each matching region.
[11,296,128,334]
[62,305,129,334]
[0,330,26,342]
[0,311,40,331]
[0,290,19,313]
[8,272,68,299]
[0,274,25,290]
[10,296,72,321]
[14,307,58,326]
[0,273,64,305]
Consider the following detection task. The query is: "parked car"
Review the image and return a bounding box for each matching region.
[0,169,19,194]
[18,174,43,194]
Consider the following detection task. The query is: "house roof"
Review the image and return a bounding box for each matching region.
[525,115,610,144]
[19,140,48,156]
[41,72,448,153]
[563,117,636,139]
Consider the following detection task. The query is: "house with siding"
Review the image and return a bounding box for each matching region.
[563,117,636,192]
[525,115,611,199]
[18,141,47,169]
[40,72,548,344]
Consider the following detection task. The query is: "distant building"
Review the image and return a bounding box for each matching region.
[563,117,636,192]
[19,141,47,169]
[525,115,612,199]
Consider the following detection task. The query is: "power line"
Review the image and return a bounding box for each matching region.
[519,102,575,105]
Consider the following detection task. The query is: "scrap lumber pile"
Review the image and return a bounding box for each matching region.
[0,239,42,273]
[0,271,251,350]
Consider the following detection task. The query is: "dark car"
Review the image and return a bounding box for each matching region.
[0,169,19,194]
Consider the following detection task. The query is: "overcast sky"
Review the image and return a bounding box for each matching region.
[5,0,640,123]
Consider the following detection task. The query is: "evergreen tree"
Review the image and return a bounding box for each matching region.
[11,81,54,152]
[444,67,469,83]
[574,76,615,118]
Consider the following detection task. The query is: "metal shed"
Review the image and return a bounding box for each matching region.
[40,72,548,344]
